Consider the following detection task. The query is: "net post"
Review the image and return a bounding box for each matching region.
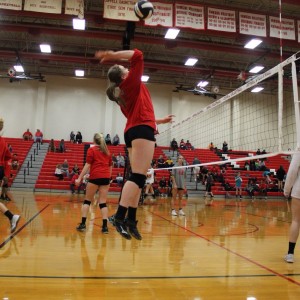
[291,61,300,149]
[278,64,283,152]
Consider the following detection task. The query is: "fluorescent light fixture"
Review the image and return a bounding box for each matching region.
[73,18,85,30]
[251,87,264,93]
[141,75,149,82]
[40,44,51,53]
[185,58,198,66]
[165,28,180,39]
[75,70,84,77]
[244,38,262,49]
[14,65,24,72]
[197,81,209,87]
[249,65,264,73]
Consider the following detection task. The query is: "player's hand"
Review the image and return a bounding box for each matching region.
[95,50,114,63]
[162,114,175,124]
[75,179,81,186]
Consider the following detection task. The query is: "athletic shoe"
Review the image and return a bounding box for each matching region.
[114,219,131,240]
[76,223,86,232]
[10,215,20,233]
[101,226,109,234]
[171,209,178,216]
[108,215,115,226]
[284,253,294,263]
[178,209,185,216]
[126,219,142,240]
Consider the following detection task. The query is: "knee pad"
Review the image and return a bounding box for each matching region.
[128,173,146,189]
[99,203,107,209]
[83,200,91,206]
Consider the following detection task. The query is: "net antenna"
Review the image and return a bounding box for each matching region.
[156,52,300,167]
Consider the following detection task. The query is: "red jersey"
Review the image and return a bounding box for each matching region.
[0,137,12,167]
[86,145,112,179]
[119,49,156,133]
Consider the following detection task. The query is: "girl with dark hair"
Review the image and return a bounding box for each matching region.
[75,133,112,234]
[95,49,173,240]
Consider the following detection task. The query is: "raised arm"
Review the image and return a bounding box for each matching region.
[95,50,135,63]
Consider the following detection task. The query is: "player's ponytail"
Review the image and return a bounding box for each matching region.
[106,65,125,106]
[94,133,109,155]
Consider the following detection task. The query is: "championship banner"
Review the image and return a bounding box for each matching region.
[0,0,22,10]
[175,3,204,30]
[24,0,62,14]
[269,16,295,40]
[207,7,236,32]
[103,0,138,22]
[65,0,82,16]
[239,12,266,37]
[145,2,173,27]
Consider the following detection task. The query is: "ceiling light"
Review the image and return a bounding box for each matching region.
[14,65,24,72]
[141,75,149,82]
[249,65,264,73]
[75,70,84,77]
[40,44,51,53]
[185,58,198,66]
[251,87,264,93]
[165,28,180,39]
[73,18,85,30]
[197,81,209,87]
[244,38,262,49]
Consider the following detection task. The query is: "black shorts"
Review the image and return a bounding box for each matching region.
[124,125,155,148]
[0,166,4,180]
[88,178,110,186]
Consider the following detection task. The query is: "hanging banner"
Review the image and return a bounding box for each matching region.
[0,0,22,10]
[297,20,300,43]
[145,2,173,27]
[207,7,236,32]
[175,3,204,30]
[239,12,266,37]
[103,0,138,22]
[269,16,295,40]
[24,0,62,14]
[65,0,82,16]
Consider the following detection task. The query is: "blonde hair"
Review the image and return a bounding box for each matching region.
[94,133,109,155]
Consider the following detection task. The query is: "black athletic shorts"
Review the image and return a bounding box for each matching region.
[124,125,155,148]
[0,166,4,180]
[88,178,110,186]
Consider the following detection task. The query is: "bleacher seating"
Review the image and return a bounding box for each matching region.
[3,137,33,184]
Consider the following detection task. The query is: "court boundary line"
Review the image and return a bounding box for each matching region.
[0,204,50,249]
[152,212,300,287]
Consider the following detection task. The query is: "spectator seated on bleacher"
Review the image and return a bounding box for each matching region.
[111,153,117,168]
[245,179,259,199]
[7,144,13,153]
[23,129,33,141]
[222,181,234,198]
[170,138,178,155]
[157,155,165,168]
[222,141,228,152]
[159,176,170,197]
[165,156,174,168]
[34,129,43,144]
[116,153,125,168]
[185,140,194,150]
[258,159,268,171]
[70,164,80,178]
[112,134,120,146]
[11,154,19,170]
[70,172,82,194]
[58,139,66,153]
[115,172,124,187]
[48,139,56,152]
[75,131,82,144]
[105,134,112,145]
[244,161,250,171]
[54,164,64,180]
[61,159,69,177]
[208,142,216,151]
[70,131,75,143]
[179,139,186,150]
[256,149,261,155]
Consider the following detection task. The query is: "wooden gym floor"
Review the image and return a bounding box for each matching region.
[0,191,300,300]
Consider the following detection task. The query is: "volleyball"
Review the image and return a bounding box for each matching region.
[134,0,154,20]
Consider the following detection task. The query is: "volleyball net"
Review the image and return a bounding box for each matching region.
[156,52,300,168]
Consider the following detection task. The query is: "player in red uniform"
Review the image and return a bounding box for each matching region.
[95,49,173,240]
[0,117,20,233]
[75,133,112,234]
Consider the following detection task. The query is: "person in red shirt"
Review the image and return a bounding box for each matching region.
[34,129,43,143]
[23,128,33,140]
[75,133,112,234]
[95,48,173,240]
[0,117,20,233]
